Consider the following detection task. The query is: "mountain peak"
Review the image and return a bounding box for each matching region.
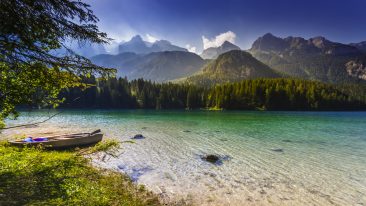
[201,41,241,59]
[188,50,280,85]
[130,35,144,42]
[310,36,329,48]
[262,33,276,38]
[250,33,287,51]
[311,36,327,41]
[221,41,237,48]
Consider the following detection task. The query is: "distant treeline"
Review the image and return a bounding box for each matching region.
[59,77,366,110]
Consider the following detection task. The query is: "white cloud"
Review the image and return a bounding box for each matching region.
[145,34,159,43]
[202,31,236,49]
[185,44,197,53]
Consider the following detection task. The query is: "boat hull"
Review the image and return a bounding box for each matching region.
[9,133,103,149]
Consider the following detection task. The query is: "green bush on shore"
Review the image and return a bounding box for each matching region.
[0,141,160,206]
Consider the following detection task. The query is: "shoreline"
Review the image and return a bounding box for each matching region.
[0,141,162,206]
[1,111,366,205]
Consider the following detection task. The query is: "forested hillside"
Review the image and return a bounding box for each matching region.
[185,50,282,85]
[60,77,366,110]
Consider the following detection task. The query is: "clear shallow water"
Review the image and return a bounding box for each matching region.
[2,110,366,205]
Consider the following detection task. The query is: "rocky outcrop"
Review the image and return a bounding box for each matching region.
[346,60,366,80]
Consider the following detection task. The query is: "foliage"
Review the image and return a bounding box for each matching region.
[0,62,84,123]
[60,77,366,110]
[0,0,111,73]
[0,0,114,124]
[206,78,366,110]
[0,141,160,206]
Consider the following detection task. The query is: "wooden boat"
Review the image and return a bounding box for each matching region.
[9,129,103,149]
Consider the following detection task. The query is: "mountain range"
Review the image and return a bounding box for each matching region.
[249,33,366,83]
[118,35,187,54]
[90,33,366,84]
[91,51,206,82]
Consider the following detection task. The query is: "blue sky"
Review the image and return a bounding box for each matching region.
[86,0,366,53]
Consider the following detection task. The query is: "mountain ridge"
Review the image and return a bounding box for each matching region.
[249,33,366,82]
[201,41,241,59]
[350,41,366,53]
[118,35,187,54]
[91,51,205,82]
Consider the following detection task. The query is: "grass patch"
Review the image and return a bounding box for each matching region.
[0,141,160,206]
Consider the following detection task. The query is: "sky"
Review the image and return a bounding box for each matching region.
[85,0,366,54]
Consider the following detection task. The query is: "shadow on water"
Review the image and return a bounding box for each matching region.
[118,164,154,182]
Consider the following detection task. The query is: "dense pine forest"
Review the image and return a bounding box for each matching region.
[60,77,366,110]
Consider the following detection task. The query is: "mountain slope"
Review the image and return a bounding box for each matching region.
[350,41,366,53]
[186,50,281,85]
[91,52,140,74]
[201,41,241,59]
[118,35,187,54]
[118,35,150,54]
[128,51,205,82]
[150,40,187,52]
[249,33,366,83]
[91,51,205,82]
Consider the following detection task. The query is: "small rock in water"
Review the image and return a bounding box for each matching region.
[271,148,284,152]
[202,154,220,164]
[132,134,145,139]
[204,172,217,177]
[118,164,127,170]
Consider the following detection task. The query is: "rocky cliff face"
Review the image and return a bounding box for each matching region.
[249,33,366,83]
[251,33,361,56]
[346,60,366,80]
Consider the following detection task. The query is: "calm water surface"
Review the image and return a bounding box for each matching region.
[2,110,366,205]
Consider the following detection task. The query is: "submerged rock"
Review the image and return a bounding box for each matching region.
[271,148,284,152]
[132,134,145,139]
[200,154,232,165]
[202,154,220,164]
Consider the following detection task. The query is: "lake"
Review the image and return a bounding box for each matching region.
[2,110,366,205]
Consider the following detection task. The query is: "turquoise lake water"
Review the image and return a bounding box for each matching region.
[2,110,366,205]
